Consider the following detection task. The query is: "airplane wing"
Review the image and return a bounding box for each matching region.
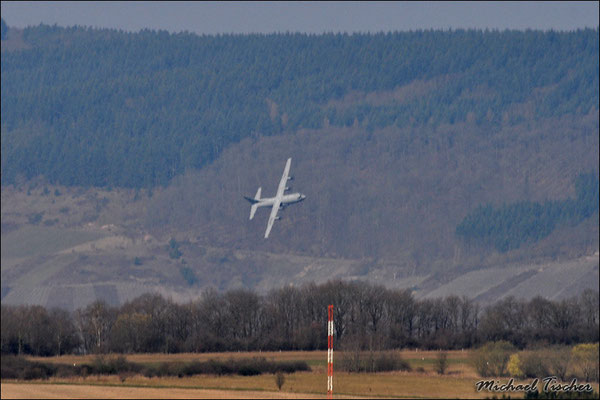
[264,158,291,239]
[276,158,292,198]
[264,197,281,239]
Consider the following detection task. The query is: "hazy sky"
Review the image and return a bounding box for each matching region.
[1,1,598,34]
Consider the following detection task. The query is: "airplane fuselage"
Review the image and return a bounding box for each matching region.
[253,193,306,208]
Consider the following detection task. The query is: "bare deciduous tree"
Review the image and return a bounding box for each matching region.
[435,351,448,375]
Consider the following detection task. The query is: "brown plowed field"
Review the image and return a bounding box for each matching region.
[1,383,327,399]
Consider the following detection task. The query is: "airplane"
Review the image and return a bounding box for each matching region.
[244,157,306,238]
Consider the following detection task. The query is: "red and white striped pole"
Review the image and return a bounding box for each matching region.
[327,304,334,399]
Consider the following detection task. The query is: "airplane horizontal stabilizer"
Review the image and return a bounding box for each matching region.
[247,187,262,219]
[250,204,258,220]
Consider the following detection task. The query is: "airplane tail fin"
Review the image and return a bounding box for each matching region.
[246,187,261,220]
[255,187,261,201]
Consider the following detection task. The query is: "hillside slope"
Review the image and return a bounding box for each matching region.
[2,113,598,310]
[1,23,599,309]
[145,112,599,262]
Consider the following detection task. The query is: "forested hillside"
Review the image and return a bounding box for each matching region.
[457,173,599,252]
[1,21,598,308]
[2,23,598,188]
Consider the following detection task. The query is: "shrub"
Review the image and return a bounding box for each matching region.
[375,351,411,372]
[143,358,309,378]
[1,355,22,379]
[43,218,59,226]
[119,371,134,382]
[28,212,44,225]
[0,356,56,380]
[178,361,201,376]
[273,361,309,374]
[511,347,574,381]
[91,355,108,374]
[571,343,599,382]
[0,355,309,381]
[156,362,171,377]
[520,350,550,378]
[205,359,233,375]
[339,346,363,372]
[89,355,141,376]
[180,266,198,286]
[168,238,182,259]
[275,371,285,390]
[507,353,524,378]
[338,350,410,373]
[238,365,261,376]
[547,347,571,381]
[110,355,138,373]
[472,341,516,377]
[23,366,47,380]
[141,365,157,378]
[235,358,270,376]
[169,247,182,259]
[55,364,77,378]
[434,352,449,375]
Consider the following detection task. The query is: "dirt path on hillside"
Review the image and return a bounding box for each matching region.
[0,383,327,399]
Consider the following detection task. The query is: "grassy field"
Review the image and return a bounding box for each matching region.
[5,350,598,398]
[0,226,106,261]
[0,373,489,399]
[5,350,506,399]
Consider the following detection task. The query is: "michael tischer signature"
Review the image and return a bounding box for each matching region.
[475,376,594,394]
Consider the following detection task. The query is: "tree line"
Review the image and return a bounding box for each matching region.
[456,173,599,252]
[1,280,598,356]
[2,21,598,188]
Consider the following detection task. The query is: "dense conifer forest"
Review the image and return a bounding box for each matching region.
[456,173,599,252]
[2,22,598,189]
